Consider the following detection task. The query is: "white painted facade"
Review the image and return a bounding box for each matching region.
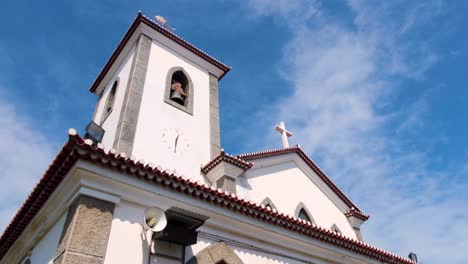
[21,213,67,264]
[93,31,213,182]
[132,39,212,181]
[73,162,372,264]
[104,200,151,264]
[238,153,357,239]
[93,46,136,149]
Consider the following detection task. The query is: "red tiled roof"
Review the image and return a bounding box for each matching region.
[0,132,412,264]
[237,146,369,219]
[346,208,370,221]
[89,12,231,93]
[201,150,253,174]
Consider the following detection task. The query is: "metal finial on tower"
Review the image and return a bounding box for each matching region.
[155,15,176,31]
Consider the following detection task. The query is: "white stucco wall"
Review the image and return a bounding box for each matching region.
[104,200,151,264]
[28,212,67,264]
[238,155,356,239]
[93,46,136,149]
[105,196,320,264]
[132,40,212,181]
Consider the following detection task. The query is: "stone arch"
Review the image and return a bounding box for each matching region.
[186,242,244,264]
[164,66,194,115]
[294,202,316,224]
[260,197,277,211]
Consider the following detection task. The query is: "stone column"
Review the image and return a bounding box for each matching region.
[209,74,221,158]
[216,176,236,194]
[54,195,115,264]
[113,33,152,155]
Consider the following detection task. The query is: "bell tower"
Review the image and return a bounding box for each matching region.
[90,13,230,181]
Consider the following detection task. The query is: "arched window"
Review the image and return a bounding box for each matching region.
[101,79,118,124]
[331,224,342,235]
[261,197,277,211]
[298,208,311,222]
[164,67,194,115]
[294,202,315,224]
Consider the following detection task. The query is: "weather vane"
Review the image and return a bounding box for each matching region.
[155,15,176,31]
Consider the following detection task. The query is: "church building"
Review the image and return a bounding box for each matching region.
[0,12,417,264]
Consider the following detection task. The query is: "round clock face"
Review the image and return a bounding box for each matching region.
[161,128,190,155]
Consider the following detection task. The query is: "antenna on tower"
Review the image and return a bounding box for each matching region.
[155,15,176,31]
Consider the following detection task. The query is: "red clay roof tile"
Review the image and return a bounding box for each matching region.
[0,132,411,263]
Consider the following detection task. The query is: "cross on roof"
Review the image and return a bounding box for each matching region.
[274,121,293,148]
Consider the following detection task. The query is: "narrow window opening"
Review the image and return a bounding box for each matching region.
[298,208,311,222]
[101,80,118,124]
[169,71,188,106]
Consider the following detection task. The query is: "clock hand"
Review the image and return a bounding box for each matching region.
[174,135,180,153]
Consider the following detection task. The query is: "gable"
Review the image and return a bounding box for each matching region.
[238,153,358,239]
[238,147,368,219]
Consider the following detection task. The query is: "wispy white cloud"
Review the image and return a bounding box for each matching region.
[0,91,55,234]
[245,1,467,263]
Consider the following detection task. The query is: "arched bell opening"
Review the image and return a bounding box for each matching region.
[164,66,194,115]
[170,70,189,106]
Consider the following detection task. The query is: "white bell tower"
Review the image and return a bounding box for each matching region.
[90,13,230,181]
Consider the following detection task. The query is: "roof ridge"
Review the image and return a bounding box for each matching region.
[201,149,253,174]
[236,146,300,159]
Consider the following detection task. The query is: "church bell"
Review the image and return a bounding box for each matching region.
[170,91,185,105]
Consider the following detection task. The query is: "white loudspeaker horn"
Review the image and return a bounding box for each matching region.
[143,207,167,232]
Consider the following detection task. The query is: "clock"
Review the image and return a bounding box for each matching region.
[161,128,190,155]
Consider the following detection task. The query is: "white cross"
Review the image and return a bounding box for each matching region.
[275,121,293,148]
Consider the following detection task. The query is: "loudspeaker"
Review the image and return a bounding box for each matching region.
[143,207,167,232]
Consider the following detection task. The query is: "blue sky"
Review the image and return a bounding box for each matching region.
[1,0,467,263]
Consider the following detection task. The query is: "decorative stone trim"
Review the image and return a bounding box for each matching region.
[113,33,152,155]
[53,195,115,264]
[187,242,244,264]
[209,73,221,158]
[163,66,194,115]
[294,202,316,225]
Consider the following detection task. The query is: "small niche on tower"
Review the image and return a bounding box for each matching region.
[164,67,194,115]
